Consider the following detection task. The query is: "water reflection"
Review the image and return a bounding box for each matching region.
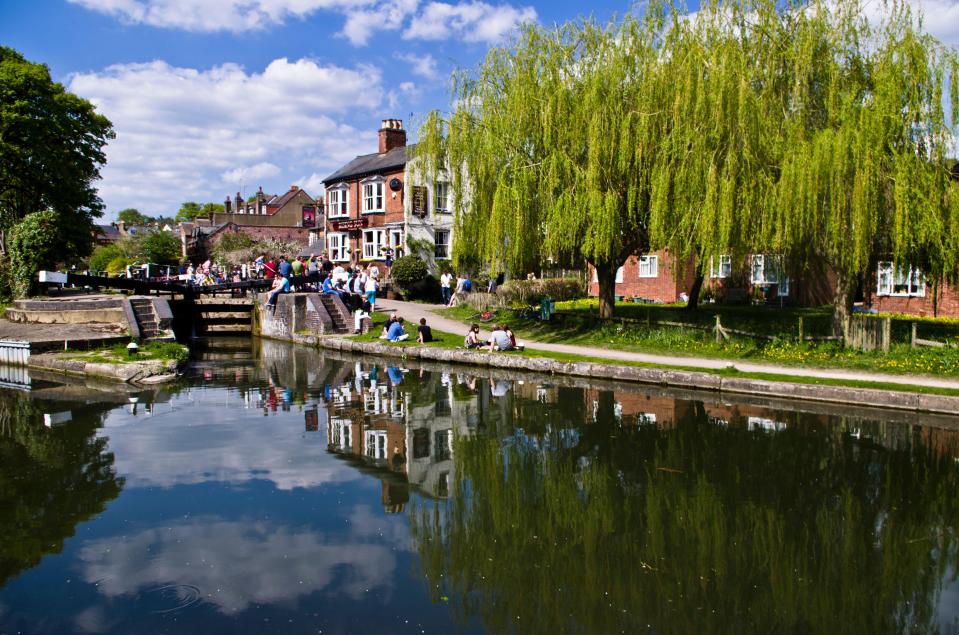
[0,338,958,633]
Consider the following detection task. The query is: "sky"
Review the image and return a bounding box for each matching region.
[2,0,958,221]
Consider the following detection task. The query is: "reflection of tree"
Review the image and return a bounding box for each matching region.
[411,412,959,634]
[0,390,123,585]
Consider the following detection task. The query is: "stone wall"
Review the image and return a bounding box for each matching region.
[255,292,334,339]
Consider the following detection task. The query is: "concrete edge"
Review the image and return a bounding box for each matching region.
[29,353,181,384]
[121,298,141,341]
[276,335,959,417]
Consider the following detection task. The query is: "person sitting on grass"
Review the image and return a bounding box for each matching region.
[266,274,290,312]
[504,324,517,349]
[386,316,409,342]
[379,313,397,339]
[417,318,433,343]
[489,324,513,351]
[464,324,481,348]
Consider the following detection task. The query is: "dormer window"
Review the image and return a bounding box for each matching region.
[362,176,384,213]
[327,184,348,218]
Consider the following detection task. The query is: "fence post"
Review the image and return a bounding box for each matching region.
[911,322,917,349]
[715,315,722,344]
[798,317,804,343]
[882,317,891,353]
[646,307,651,328]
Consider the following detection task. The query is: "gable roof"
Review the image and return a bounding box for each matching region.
[323,144,416,185]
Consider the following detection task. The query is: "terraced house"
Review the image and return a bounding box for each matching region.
[322,119,455,273]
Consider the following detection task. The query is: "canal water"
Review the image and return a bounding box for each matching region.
[2,338,959,634]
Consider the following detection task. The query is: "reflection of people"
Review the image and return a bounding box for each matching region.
[387,366,403,385]
[490,378,509,397]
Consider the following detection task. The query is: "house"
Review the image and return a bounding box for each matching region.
[863,261,959,317]
[209,184,322,249]
[322,119,455,273]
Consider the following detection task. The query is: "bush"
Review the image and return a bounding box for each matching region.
[391,255,429,288]
[106,255,128,274]
[496,278,585,306]
[136,230,181,264]
[9,211,61,297]
[89,244,122,272]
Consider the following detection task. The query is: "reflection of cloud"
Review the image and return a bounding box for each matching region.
[99,401,357,490]
[74,605,115,633]
[78,518,401,613]
[349,505,411,550]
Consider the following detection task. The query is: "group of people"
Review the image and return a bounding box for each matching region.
[464,323,518,351]
[260,253,384,312]
[379,313,433,344]
[438,271,510,307]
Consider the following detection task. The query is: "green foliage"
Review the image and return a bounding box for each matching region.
[0,47,113,254]
[135,231,181,264]
[496,278,585,306]
[88,243,122,272]
[390,255,430,288]
[213,231,256,261]
[175,201,203,221]
[116,208,151,225]
[8,211,61,297]
[106,255,128,274]
[201,202,225,216]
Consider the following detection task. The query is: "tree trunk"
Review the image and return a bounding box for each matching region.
[831,269,855,341]
[685,271,705,312]
[595,262,617,319]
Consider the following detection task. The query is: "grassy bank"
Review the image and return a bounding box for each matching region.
[63,341,189,365]
[358,310,959,397]
[439,301,959,378]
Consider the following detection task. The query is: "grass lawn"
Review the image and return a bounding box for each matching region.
[355,308,959,397]
[439,301,959,378]
[63,341,189,365]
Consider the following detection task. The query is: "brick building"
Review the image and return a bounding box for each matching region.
[322,119,455,273]
[863,261,959,318]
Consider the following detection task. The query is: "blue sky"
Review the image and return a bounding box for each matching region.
[2,0,958,220]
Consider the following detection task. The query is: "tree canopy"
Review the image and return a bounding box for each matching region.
[0,46,113,259]
[116,208,151,225]
[416,0,959,326]
[176,201,225,222]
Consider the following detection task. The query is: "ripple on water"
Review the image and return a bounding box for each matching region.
[144,584,202,614]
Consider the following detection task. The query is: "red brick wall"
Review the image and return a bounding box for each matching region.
[587,250,692,303]
[863,274,959,318]
[209,225,311,246]
[325,166,406,268]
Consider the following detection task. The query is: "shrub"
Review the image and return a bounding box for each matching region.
[391,255,429,288]
[89,244,122,272]
[106,255,128,274]
[496,278,585,306]
[9,211,61,297]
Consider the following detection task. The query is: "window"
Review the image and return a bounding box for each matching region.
[327,186,348,217]
[362,179,384,213]
[615,267,624,283]
[751,254,782,285]
[777,278,790,297]
[435,181,450,213]
[435,229,450,259]
[877,262,925,297]
[639,255,658,278]
[327,232,349,262]
[363,229,386,259]
[710,255,732,279]
[389,229,404,257]
[365,430,387,460]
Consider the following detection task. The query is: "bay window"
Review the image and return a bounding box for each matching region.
[877,262,924,297]
[327,232,349,262]
[362,178,384,213]
[363,229,386,260]
[327,186,348,217]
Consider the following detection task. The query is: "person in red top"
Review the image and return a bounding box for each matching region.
[264,258,277,280]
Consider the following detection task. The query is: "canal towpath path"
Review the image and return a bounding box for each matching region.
[376,299,959,391]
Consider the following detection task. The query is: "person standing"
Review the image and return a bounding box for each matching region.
[290,256,303,277]
[264,257,277,280]
[364,274,378,310]
[440,270,453,306]
[278,256,292,278]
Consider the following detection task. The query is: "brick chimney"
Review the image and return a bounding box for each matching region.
[378,119,406,154]
[224,196,232,213]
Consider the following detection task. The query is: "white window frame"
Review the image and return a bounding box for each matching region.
[362,177,384,213]
[434,229,451,260]
[365,430,387,459]
[327,184,349,218]
[434,180,450,213]
[363,229,387,260]
[710,255,731,279]
[389,229,404,255]
[327,232,349,262]
[639,255,658,278]
[615,267,624,283]
[751,254,782,285]
[877,262,925,297]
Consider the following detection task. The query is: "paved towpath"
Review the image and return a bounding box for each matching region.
[376,299,959,390]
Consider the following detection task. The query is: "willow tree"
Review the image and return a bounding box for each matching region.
[416,8,682,318]
[766,1,959,336]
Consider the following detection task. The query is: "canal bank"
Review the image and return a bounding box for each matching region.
[251,295,959,417]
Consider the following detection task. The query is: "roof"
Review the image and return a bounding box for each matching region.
[194,223,228,236]
[323,144,416,185]
[270,187,311,210]
[95,224,121,240]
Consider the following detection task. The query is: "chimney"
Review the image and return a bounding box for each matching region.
[378,119,406,154]
[235,191,242,213]
[291,185,299,191]
[224,196,232,213]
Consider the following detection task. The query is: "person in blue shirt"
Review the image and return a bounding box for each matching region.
[267,274,290,311]
[322,274,341,297]
[386,317,409,341]
[278,256,292,277]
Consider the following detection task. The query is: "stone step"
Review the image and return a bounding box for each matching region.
[204,323,252,332]
[198,311,251,319]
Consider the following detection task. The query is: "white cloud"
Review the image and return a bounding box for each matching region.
[340,0,419,46]
[404,1,536,43]
[396,52,439,79]
[69,58,382,217]
[66,0,364,32]
[899,0,959,47]
[78,517,406,613]
[221,162,282,184]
